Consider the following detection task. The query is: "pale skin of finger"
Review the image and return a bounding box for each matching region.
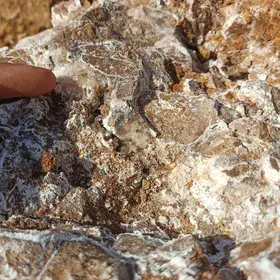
[0,63,56,99]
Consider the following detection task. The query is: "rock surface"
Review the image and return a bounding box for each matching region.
[0,0,63,47]
[1,0,280,278]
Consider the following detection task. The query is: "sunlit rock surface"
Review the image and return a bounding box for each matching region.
[0,0,280,278]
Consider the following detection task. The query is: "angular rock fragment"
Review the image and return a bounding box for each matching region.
[144,92,218,144]
[230,231,280,279]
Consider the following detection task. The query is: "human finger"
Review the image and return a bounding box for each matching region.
[0,63,56,99]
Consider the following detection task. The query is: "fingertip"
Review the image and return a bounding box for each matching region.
[41,68,56,95]
[0,63,57,99]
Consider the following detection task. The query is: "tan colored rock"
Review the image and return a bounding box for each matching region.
[42,241,131,280]
[145,92,218,144]
[0,0,57,47]
[0,230,134,280]
[230,232,280,279]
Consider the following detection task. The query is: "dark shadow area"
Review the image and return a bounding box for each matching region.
[197,234,247,280]
[174,19,214,74]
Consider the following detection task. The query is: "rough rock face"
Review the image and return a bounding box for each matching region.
[0,0,63,47]
[0,0,280,278]
[0,226,234,280]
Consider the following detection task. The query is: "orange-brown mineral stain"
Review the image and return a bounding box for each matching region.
[81,0,92,8]
[33,205,49,217]
[41,152,56,172]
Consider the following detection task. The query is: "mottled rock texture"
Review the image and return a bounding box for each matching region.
[1,0,280,278]
[0,0,63,47]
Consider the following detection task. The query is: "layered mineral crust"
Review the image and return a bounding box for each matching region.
[0,0,280,279]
